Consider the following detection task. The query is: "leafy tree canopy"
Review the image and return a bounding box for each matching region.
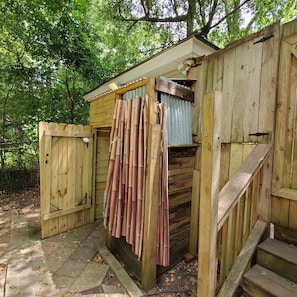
[0,0,296,169]
[103,0,297,46]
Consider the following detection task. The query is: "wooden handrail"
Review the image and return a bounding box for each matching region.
[217,144,272,231]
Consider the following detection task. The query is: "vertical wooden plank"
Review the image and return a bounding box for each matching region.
[58,123,68,233]
[257,23,280,144]
[142,124,161,291]
[289,200,297,231]
[90,128,96,222]
[66,124,76,230]
[226,211,236,268]
[235,198,244,256]
[48,122,59,237]
[39,122,50,238]
[222,50,235,143]
[205,58,215,92]
[250,179,257,230]
[273,41,292,191]
[243,188,252,243]
[220,143,231,190]
[218,221,228,287]
[283,55,297,188]
[191,62,206,142]
[141,78,160,290]
[189,61,207,142]
[82,125,93,224]
[189,170,200,256]
[95,130,110,219]
[289,55,297,188]
[146,78,158,125]
[229,143,243,178]
[75,125,85,227]
[213,55,224,91]
[198,91,222,297]
[257,154,272,223]
[231,38,262,142]
[243,144,256,161]
[271,196,289,228]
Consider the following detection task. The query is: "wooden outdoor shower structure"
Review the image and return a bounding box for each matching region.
[39,19,297,296]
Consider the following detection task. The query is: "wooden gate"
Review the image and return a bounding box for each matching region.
[39,122,95,238]
[272,20,297,233]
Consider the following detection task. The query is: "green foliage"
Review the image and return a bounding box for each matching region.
[0,0,104,169]
[0,0,296,169]
[103,0,297,45]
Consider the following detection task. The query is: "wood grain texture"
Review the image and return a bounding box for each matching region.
[197,91,222,297]
[39,122,94,238]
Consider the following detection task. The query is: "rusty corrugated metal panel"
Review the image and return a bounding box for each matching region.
[161,93,192,146]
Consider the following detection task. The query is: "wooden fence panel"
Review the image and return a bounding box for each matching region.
[272,19,297,234]
[191,22,279,144]
[39,122,95,238]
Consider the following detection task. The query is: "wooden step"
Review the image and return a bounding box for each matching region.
[257,237,297,283]
[243,264,297,297]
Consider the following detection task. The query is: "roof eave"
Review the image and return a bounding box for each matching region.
[84,37,217,102]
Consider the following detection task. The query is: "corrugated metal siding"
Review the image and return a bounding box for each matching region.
[122,82,192,146]
[122,86,147,101]
[161,93,192,146]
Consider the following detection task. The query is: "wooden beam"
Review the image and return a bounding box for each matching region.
[272,187,297,202]
[155,77,194,102]
[147,78,158,125]
[282,19,297,44]
[44,130,93,138]
[142,124,161,290]
[217,220,267,297]
[43,203,92,221]
[197,91,222,297]
[189,169,200,256]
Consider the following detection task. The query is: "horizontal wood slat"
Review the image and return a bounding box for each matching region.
[272,188,297,202]
[44,130,93,138]
[43,203,92,221]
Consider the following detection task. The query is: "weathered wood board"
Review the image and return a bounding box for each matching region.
[39,122,95,238]
[272,19,297,233]
[190,22,280,144]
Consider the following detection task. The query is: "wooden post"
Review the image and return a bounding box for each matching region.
[189,169,200,256]
[197,91,222,297]
[142,124,161,290]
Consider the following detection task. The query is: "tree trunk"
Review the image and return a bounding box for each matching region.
[187,0,196,36]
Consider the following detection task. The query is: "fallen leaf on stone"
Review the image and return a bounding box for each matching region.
[93,254,104,263]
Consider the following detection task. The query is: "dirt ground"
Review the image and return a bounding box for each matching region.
[0,188,200,296]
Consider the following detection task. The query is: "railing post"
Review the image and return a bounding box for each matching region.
[198,91,222,297]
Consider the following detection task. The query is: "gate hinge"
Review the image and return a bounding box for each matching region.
[253,35,274,45]
[249,132,269,137]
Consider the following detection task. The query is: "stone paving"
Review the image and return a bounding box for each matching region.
[0,210,144,297]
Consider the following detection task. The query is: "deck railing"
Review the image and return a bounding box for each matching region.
[197,91,272,296]
[217,144,272,291]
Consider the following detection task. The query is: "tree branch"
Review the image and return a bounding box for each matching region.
[169,0,179,16]
[119,14,188,23]
[209,0,250,30]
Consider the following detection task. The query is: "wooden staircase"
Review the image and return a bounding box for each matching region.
[242,238,297,296]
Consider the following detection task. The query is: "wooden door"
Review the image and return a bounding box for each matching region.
[39,122,95,238]
[272,20,297,233]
